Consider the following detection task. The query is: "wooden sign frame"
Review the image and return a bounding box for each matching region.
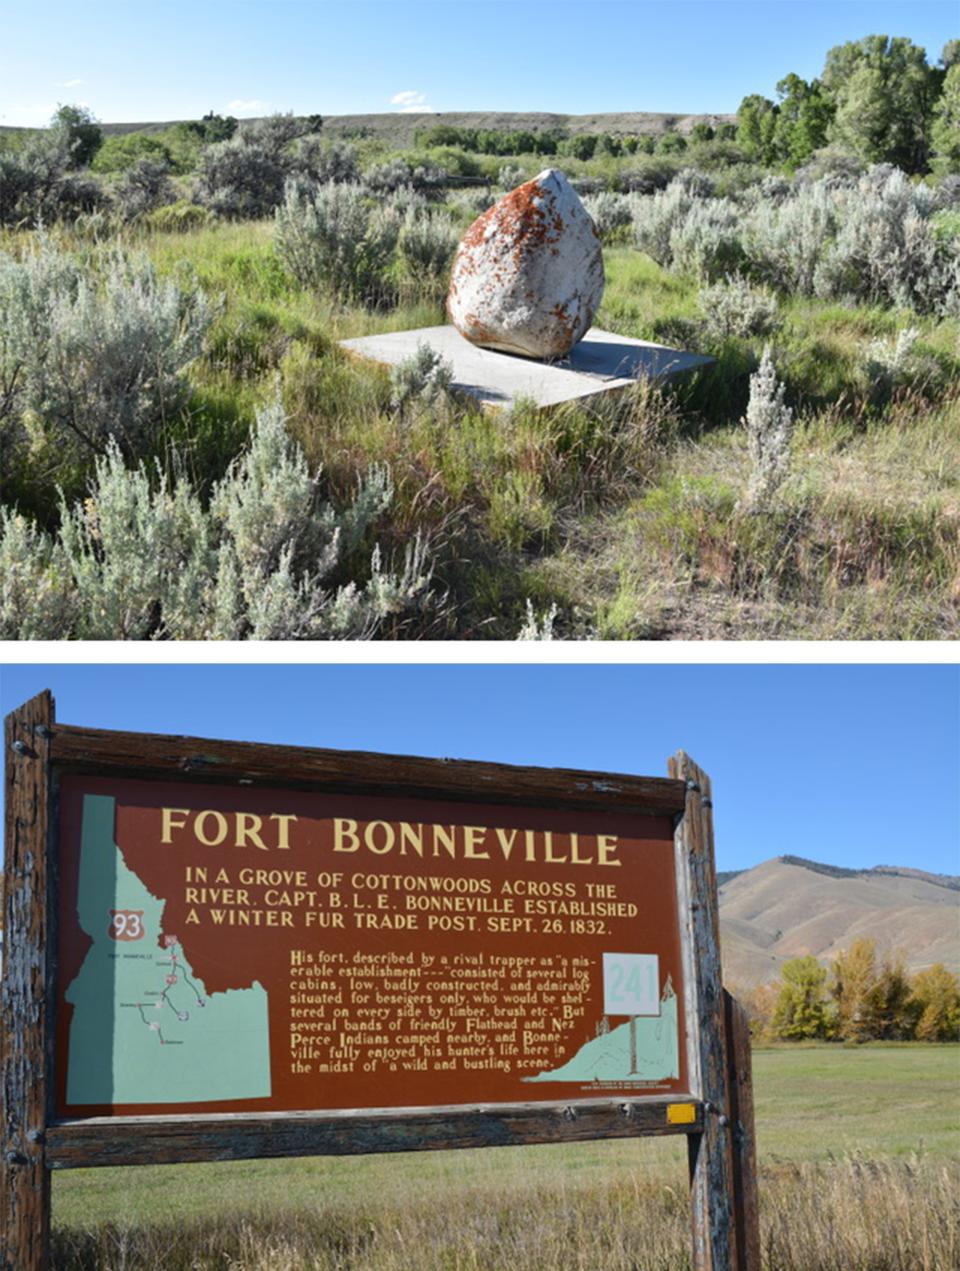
[2,691,758,1270]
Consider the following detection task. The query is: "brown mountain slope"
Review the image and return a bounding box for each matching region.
[719,857,960,986]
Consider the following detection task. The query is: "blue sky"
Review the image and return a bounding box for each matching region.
[2,1,956,127]
[2,664,957,875]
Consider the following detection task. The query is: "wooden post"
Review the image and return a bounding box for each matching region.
[724,989,760,1269]
[670,751,758,1271]
[1,691,54,1271]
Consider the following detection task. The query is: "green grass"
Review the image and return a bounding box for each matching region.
[49,1046,960,1270]
[5,218,959,639]
[53,1044,959,1229]
[751,1043,960,1160]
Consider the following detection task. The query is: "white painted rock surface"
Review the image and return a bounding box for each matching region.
[446,168,604,360]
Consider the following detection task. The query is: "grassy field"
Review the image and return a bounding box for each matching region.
[3,148,959,641]
[7,207,953,642]
[50,1044,960,1269]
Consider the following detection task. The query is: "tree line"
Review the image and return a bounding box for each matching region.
[736,940,960,1043]
[417,34,959,176]
[737,34,959,174]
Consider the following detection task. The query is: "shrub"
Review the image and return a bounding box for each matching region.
[658,132,687,155]
[568,176,605,197]
[389,343,454,414]
[936,174,960,209]
[0,509,77,639]
[386,186,431,220]
[294,138,359,185]
[497,164,526,190]
[795,146,864,185]
[92,134,174,174]
[633,178,744,280]
[113,159,178,221]
[742,180,836,293]
[671,167,716,197]
[449,189,494,217]
[0,397,432,640]
[0,239,214,475]
[517,599,559,640]
[239,112,321,156]
[397,213,459,287]
[416,146,482,179]
[740,346,794,511]
[632,180,693,264]
[275,181,400,305]
[193,133,288,219]
[582,192,633,242]
[811,169,953,312]
[619,161,677,193]
[698,273,782,342]
[860,326,930,406]
[142,200,214,233]
[0,134,107,228]
[364,158,415,195]
[667,196,743,279]
[51,104,103,168]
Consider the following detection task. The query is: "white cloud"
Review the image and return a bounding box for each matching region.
[57,79,86,88]
[390,90,425,107]
[224,98,271,116]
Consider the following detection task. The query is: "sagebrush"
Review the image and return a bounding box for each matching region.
[0,397,432,640]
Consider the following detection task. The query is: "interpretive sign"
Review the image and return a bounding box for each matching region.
[2,693,758,1271]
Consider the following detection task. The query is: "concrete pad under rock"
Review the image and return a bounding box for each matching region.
[339,325,714,411]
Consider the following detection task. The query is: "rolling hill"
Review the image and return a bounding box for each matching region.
[718,856,960,986]
[0,110,736,144]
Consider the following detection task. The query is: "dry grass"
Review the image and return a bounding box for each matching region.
[533,389,960,640]
[50,1154,959,1271]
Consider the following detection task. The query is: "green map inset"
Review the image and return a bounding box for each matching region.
[65,795,271,1105]
[523,982,679,1083]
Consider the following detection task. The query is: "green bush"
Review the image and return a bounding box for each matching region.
[0,397,432,640]
[92,134,174,174]
[0,238,214,480]
[698,273,782,342]
[142,200,214,232]
[51,104,103,168]
[275,181,400,304]
[397,212,459,288]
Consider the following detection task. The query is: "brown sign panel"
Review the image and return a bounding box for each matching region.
[55,775,688,1118]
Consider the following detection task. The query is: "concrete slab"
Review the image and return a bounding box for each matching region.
[339,325,714,410]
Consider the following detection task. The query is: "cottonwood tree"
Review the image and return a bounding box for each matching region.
[821,35,939,171]
[931,64,960,174]
[771,956,830,1039]
[909,965,960,1041]
[831,937,880,1042]
[736,94,779,165]
[772,74,833,168]
[863,953,914,1040]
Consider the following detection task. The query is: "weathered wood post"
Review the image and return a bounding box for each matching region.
[724,988,760,1267]
[670,750,759,1271]
[1,691,55,1271]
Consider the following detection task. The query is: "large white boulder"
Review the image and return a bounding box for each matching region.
[447,168,604,360]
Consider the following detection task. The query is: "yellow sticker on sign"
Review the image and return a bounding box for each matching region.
[667,1103,697,1124]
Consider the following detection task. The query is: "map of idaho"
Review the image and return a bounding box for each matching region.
[523,981,679,1084]
[65,795,271,1106]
